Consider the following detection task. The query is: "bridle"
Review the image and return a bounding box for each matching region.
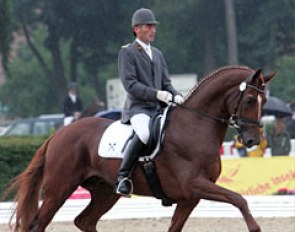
[228,81,264,134]
[173,80,265,133]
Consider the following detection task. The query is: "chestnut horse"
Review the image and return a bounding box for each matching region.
[6,66,274,232]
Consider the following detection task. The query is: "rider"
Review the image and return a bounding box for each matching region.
[116,8,184,197]
[63,82,83,126]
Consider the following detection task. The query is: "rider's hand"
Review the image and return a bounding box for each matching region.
[174,95,184,104]
[156,91,172,104]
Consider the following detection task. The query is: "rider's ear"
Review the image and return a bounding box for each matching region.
[263,71,276,83]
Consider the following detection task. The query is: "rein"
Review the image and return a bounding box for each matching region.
[173,81,265,130]
[174,103,229,124]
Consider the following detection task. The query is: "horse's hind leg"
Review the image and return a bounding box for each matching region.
[29,182,78,232]
[74,179,119,232]
[168,200,199,232]
[192,177,261,232]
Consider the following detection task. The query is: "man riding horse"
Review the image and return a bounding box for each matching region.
[116,8,184,197]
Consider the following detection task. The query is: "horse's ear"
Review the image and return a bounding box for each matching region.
[251,69,262,83]
[263,71,276,83]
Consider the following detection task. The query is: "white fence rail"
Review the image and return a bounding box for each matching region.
[1,196,294,224]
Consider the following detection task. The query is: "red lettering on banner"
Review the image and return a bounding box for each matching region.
[241,182,271,195]
[271,170,295,185]
[219,158,295,195]
[218,165,241,184]
[240,170,295,195]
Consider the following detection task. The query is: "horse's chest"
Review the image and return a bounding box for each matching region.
[205,156,222,181]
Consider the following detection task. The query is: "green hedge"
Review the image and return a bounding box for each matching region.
[0,136,46,200]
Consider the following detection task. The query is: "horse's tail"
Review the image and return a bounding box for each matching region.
[4,135,53,232]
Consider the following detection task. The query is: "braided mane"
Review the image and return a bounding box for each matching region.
[184,65,252,100]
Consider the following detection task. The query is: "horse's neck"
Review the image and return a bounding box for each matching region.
[179,71,246,142]
[185,69,249,112]
[162,69,251,162]
[186,78,231,115]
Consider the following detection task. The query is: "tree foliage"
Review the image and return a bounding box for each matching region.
[154,0,226,75]
[0,0,143,117]
[0,0,294,117]
[0,0,11,72]
[0,136,45,199]
[270,56,295,103]
[236,0,295,68]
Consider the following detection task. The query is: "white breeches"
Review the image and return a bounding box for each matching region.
[130,113,151,145]
[64,116,74,126]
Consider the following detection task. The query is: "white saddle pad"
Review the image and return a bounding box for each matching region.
[98,107,171,160]
[98,121,133,159]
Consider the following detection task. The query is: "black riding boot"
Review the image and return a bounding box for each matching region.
[116,134,145,197]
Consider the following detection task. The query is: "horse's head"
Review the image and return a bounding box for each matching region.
[229,69,275,147]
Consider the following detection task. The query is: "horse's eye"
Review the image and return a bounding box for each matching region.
[244,96,256,106]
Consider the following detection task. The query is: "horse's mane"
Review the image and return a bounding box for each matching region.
[185,65,252,100]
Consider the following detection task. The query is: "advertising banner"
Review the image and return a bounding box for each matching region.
[217,156,295,195]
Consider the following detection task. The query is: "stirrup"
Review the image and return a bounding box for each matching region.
[116,177,134,198]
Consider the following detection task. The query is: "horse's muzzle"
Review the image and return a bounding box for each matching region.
[244,138,259,148]
[239,133,260,148]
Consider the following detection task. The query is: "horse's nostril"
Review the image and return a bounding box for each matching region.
[245,139,255,147]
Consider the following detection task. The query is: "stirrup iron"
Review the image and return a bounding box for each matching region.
[116,177,134,198]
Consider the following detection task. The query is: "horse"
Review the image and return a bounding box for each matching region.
[5,66,275,232]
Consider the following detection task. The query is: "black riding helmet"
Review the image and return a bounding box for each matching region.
[131,8,159,36]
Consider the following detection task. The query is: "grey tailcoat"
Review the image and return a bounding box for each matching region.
[118,41,180,123]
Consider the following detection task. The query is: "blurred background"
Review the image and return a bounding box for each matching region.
[0,0,294,120]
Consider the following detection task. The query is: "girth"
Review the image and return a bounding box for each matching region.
[142,106,175,206]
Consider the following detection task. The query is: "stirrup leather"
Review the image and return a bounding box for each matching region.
[116,177,134,197]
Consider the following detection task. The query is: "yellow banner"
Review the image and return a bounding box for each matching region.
[217,156,295,195]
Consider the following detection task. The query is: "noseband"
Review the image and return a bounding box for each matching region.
[174,81,265,133]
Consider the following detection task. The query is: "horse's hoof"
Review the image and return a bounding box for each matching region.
[250,226,261,232]
[74,218,97,232]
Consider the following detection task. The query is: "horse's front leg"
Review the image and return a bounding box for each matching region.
[168,200,199,232]
[192,176,260,232]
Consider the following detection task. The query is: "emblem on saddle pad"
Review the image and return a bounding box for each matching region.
[98,107,171,161]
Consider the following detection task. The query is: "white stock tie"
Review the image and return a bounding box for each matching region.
[146,47,152,60]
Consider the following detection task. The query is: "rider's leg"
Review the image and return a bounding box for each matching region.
[116,114,150,197]
[116,134,145,196]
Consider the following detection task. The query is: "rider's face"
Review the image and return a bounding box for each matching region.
[134,24,156,44]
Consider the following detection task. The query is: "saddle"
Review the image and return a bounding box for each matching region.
[98,106,175,206]
[146,112,163,155]
[120,112,163,158]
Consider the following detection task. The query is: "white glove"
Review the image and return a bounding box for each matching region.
[174,95,184,104]
[156,91,172,104]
